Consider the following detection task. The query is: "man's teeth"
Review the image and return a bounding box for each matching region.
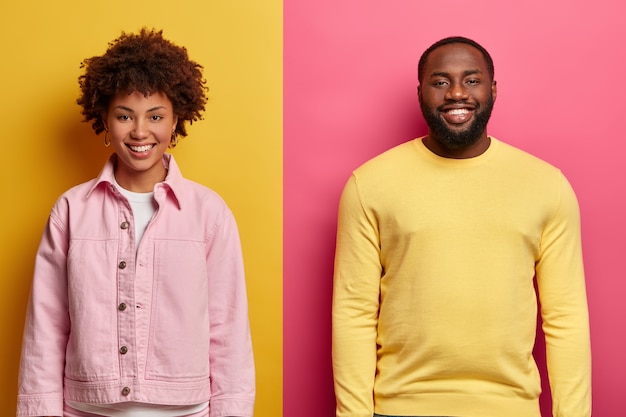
[447,109,470,115]
[130,145,153,152]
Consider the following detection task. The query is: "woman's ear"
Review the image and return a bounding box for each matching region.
[102,113,109,131]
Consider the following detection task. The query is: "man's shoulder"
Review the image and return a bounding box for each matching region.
[494,138,562,174]
[354,139,418,174]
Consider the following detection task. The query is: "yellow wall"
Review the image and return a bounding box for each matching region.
[0,1,282,415]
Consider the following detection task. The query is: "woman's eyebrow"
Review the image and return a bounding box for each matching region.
[112,105,168,112]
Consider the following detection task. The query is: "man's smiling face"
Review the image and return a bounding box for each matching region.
[418,42,497,155]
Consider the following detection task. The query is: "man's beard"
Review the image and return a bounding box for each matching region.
[421,96,494,150]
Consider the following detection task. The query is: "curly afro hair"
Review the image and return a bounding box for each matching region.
[77,28,208,139]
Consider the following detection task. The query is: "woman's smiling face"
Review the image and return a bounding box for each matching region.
[105,90,178,192]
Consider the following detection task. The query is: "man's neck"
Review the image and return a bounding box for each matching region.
[422,134,491,159]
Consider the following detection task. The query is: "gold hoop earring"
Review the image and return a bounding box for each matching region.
[169,131,178,148]
[103,130,111,147]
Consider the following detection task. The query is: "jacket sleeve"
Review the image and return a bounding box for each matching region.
[206,207,255,417]
[332,174,381,417]
[535,173,591,417]
[17,202,70,417]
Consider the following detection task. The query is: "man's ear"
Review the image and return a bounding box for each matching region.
[417,85,422,104]
[491,80,497,102]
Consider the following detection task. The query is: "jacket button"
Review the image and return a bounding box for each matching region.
[118,303,127,311]
[122,387,131,396]
[120,346,128,354]
[121,221,130,230]
[119,261,127,269]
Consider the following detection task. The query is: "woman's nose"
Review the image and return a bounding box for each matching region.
[131,119,149,139]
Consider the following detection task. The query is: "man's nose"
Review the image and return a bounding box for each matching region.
[446,82,469,101]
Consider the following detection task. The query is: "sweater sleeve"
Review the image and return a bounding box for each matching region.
[206,207,255,417]
[332,174,382,417]
[535,173,591,417]
[17,204,70,417]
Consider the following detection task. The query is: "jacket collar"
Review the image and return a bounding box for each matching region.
[87,153,183,209]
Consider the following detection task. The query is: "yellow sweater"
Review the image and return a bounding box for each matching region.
[332,137,591,417]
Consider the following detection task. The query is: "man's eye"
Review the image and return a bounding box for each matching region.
[433,80,448,87]
[466,79,479,85]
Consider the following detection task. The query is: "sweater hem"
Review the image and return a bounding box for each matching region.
[374,393,541,417]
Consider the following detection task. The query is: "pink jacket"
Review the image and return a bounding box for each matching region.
[17,154,255,417]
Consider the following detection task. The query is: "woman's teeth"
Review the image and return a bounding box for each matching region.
[129,144,153,152]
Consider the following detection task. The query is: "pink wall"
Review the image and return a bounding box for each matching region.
[284,1,626,416]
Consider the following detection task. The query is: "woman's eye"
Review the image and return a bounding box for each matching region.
[117,115,130,121]
[151,115,163,121]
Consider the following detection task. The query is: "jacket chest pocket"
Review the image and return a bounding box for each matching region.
[146,239,210,380]
[65,239,120,381]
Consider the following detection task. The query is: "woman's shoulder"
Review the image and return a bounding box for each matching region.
[177,178,233,211]
[53,177,101,204]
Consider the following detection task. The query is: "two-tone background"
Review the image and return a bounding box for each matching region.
[2,0,624,415]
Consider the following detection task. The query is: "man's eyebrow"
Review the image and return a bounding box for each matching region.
[463,69,482,77]
[429,71,450,78]
[429,69,483,78]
